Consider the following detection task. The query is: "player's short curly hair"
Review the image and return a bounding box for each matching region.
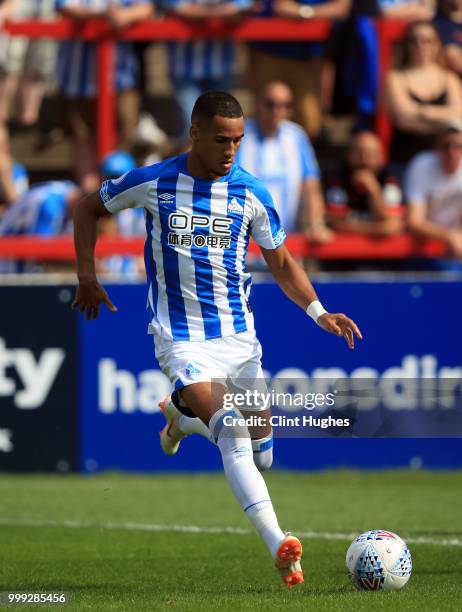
[191,91,243,124]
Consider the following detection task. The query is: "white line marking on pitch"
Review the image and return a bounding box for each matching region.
[0,517,460,547]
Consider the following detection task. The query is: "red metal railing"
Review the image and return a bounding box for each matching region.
[0,234,447,261]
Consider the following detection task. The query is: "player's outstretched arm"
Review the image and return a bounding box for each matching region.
[72,191,117,321]
[261,244,362,349]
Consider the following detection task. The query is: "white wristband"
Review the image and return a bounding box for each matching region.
[306,300,327,324]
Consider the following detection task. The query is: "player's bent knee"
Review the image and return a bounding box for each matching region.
[252,434,273,471]
[212,409,255,470]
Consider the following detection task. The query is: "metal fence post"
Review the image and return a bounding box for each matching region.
[97,34,116,161]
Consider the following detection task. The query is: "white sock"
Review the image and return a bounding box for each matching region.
[178,414,213,441]
[252,434,273,472]
[209,408,285,558]
[245,500,285,559]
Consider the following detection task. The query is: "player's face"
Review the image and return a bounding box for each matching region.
[191,115,244,177]
[437,132,462,174]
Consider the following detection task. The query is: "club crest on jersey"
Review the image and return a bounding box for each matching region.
[227,197,244,215]
[185,363,202,378]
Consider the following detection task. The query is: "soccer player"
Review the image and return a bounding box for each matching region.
[72,91,362,587]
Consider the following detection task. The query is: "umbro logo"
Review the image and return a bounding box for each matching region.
[159,193,175,202]
[228,198,244,215]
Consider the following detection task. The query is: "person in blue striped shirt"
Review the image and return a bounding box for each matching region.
[56,0,154,192]
[236,80,332,241]
[73,91,361,587]
[0,180,80,272]
[161,0,258,141]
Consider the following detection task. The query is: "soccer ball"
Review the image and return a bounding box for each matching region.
[346,530,412,591]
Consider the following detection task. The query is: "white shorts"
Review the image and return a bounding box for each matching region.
[153,330,268,410]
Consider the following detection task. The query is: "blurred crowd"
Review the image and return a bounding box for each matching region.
[0,0,462,274]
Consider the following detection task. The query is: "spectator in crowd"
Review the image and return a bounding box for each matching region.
[406,121,462,269]
[249,0,351,138]
[321,3,380,131]
[325,131,404,236]
[378,0,435,20]
[0,180,80,237]
[0,179,80,272]
[0,157,28,213]
[0,0,56,127]
[236,80,332,242]
[434,0,462,77]
[385,20,462,168]
[56,0,154,192]
[0,124,28,218]
[161,0,258,143]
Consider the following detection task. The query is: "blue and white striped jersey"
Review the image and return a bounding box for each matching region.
[100,153,286,341]
[162,0,252,80]
[236,119,320,232]
[56,0,149,97]
[0,181,77,236]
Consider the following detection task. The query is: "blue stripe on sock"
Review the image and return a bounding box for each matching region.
[253,438,273,453]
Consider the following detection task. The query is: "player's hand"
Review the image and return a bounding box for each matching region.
[72,278,118,321]
[317,313,363,350]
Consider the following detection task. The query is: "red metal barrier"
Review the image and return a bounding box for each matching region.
[0,234,447,261]
[3,17,408,159]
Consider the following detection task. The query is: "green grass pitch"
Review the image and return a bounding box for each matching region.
[0,470,461,611]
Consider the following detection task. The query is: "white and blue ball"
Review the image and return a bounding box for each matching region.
[346,530,412,591]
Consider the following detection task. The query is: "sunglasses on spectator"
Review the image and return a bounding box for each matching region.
[263,99,292,110]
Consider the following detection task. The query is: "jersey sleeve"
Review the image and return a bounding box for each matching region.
[99,168,151,214]
[249,181,286,249]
